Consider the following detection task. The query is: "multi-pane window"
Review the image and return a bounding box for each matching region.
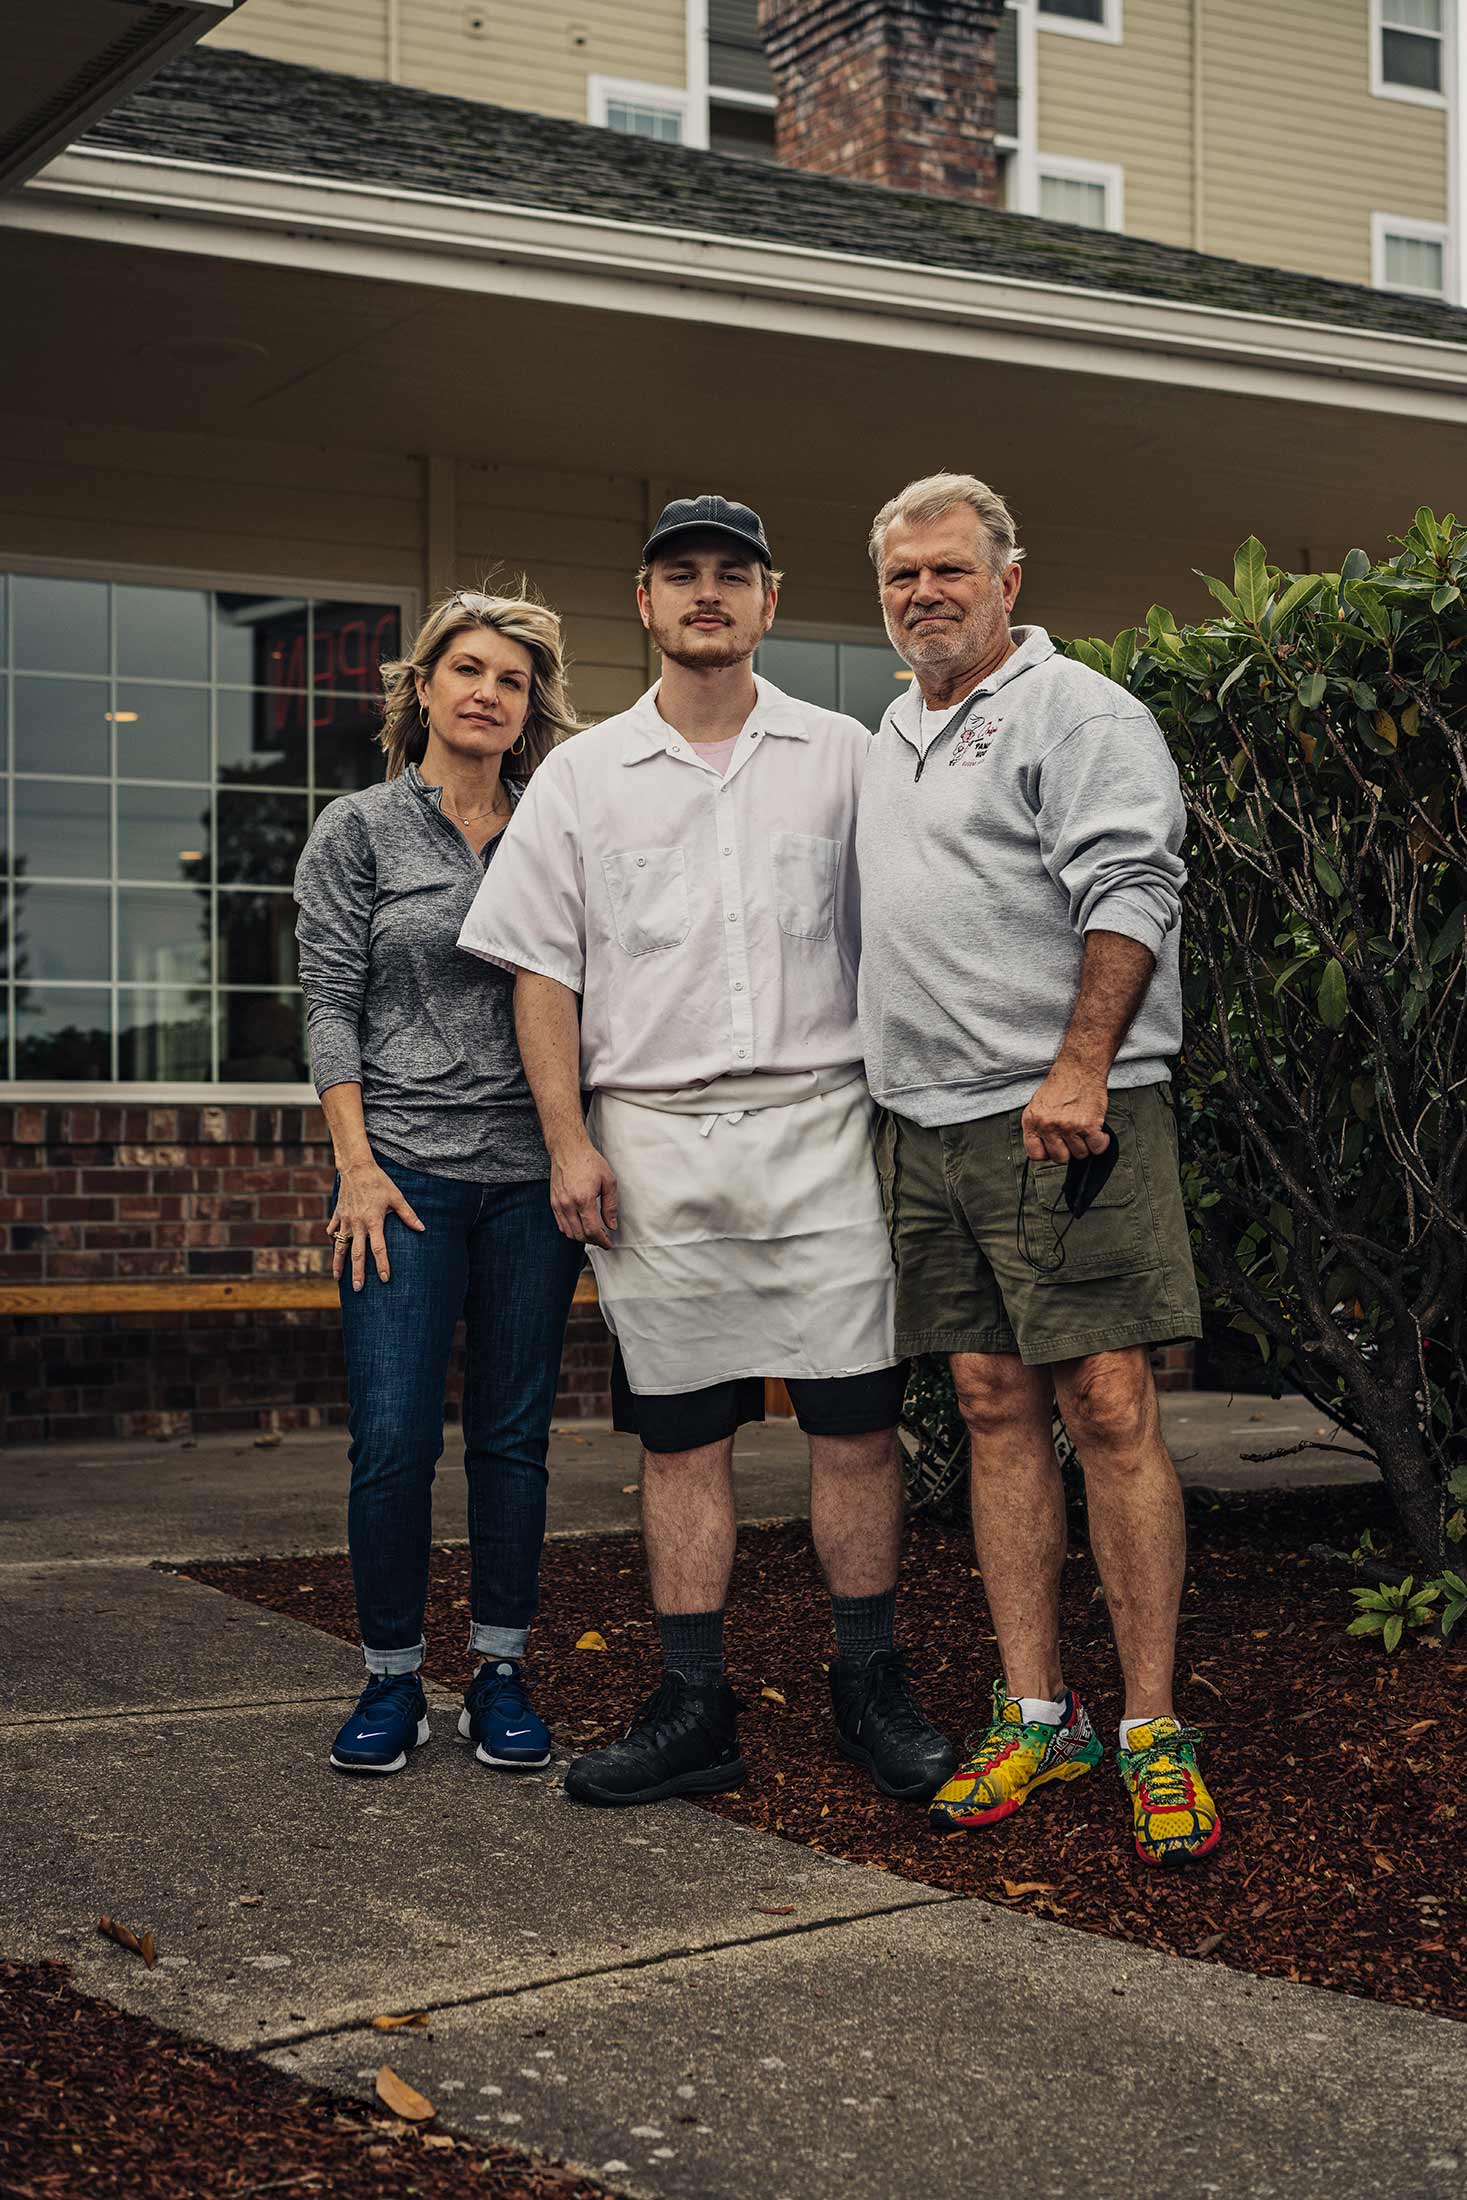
[756,636,911,731]
[1377,0,1444,96]
[1,572,400,1085]
[1040,0,1105,21]
[604,98,682,142]
[1037,160,1123,231]
[1038,0,1121,37]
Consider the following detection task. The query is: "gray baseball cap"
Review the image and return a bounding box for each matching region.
[642,493,773,567]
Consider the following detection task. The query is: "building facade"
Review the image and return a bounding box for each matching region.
[1,28,1464,1438]
[206,0,1465,301]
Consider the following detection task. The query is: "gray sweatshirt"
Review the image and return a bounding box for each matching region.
[294,766,548,1182]
[856,626,1185,1126]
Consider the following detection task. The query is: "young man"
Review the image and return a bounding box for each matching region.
[459,494,953,1809]
[858,471,1220,1867]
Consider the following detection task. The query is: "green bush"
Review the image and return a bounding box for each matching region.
[1068,509,1466,1561]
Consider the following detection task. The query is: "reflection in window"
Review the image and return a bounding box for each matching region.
[15,988,111,1078]
[2,571,399,1081]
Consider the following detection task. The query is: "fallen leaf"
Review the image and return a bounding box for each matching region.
[1194,1931,1225,1957]
[1188,1670,1226,1701]
[254,1432,284,1449]
[375,2067,435,2123]
[621,1484,639,1495]
[760,1687,786,1705]
[97,1916,156,1969]
[1402,1719,1437,1737]
[1373,1854,1396,1874]
[371,2012,431,2033]
[1001,1880,1055,1898]
[238,1894,263,1907]
[421,2134,456,2151]
[753,1905,796,1916]
[575,1631,608,1652]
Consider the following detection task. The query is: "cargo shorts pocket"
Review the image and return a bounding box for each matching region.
[602,846,691,956]
[1014,1118,1156,1284]
[873,1110,900,1240]
[771,831,840,941]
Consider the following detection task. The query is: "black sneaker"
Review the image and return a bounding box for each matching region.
[829,1649,956,1802]
[563,1673,745,1807]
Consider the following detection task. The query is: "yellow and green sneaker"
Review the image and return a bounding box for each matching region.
[1117,1718,1221,1865]
[929,1681,1102,1834]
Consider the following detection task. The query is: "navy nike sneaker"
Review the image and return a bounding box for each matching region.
[329,1671,430,1775]
[458,1659,552,1770]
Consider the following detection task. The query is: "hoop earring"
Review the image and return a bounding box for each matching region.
[510,732,528,756]
[418,703,429,730]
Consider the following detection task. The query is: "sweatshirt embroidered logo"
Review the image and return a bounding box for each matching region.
[949,719,1000,766]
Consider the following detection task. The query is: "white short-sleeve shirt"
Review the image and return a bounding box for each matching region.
[457,677,869,1093]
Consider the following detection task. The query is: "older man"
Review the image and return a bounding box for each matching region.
[857,470,1219,1867]
[459,494,953,1811]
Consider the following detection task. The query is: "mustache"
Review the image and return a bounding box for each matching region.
[905,609,960,628]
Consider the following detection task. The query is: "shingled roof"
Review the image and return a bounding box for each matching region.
[82,45,1467,349]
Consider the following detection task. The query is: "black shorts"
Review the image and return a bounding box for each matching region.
[610,1345,909,1456]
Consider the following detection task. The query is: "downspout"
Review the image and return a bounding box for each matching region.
[686,0,711,149]
[1013,0,1039,215]
[1191,0,1205,254]
[1451,0,1465,303]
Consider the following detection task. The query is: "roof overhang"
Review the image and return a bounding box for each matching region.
[8,144,1467,424]
[0,3,242,194]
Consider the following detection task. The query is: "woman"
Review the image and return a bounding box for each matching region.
[294,585,584,1777]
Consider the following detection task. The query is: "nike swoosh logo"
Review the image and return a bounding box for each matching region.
[357,1729,389,1740]
[504,1728,533,1737]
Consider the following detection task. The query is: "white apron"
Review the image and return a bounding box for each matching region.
[586,1068,898,1395]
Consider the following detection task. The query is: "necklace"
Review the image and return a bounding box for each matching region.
[445,792,510,826]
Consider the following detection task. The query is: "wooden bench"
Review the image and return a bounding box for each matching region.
[0,1274,602,1317]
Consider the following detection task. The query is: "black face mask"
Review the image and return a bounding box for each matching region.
[1016,1126,1121,1277]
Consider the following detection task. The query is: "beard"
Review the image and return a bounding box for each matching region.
[647,608,761,672]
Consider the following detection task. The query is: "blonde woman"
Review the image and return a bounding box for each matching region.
[294,586,583,1778]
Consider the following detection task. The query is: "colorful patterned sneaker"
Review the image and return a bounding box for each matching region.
[329,1672,430,1775]
[457,1659,552,1771]
[929,1681,1102,1833]
[1117,1718,1221,1865]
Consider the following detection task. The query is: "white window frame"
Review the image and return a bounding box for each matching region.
[0,549,415,1104]
[1371,210,1452,296]
[1036,153,1125,232]
[708,85,778,111]
[588,74,696,144]
[1369,0,1448,107]
[1037,0,1122,45]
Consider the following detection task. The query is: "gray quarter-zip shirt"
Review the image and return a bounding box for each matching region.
[856,625,1186,1126]
[294,764,548,1182]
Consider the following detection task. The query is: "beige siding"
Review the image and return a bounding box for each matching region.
[1037,0,1194,251]
[208,0,687,124]
[1199,0,1446,284]
[1037,0,1447,285]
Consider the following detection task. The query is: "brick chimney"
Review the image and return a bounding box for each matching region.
[758,0,1006,204]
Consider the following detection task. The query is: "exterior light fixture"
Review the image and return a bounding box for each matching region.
[105,710,140,722]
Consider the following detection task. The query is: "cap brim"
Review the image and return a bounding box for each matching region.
[642,521,772,567]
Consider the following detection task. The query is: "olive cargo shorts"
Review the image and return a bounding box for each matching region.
[876,1084,1202,1366]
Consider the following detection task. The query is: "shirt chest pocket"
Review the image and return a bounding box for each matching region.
[602,845,692,957]
[771,831,840,941]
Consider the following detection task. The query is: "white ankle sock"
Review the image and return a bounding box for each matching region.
[1017,1693,1068,1725]
[1119,1714,1176,1749]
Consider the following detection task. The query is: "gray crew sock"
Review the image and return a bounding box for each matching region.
[658,1608,726,1688]
[831,1587,897,1663]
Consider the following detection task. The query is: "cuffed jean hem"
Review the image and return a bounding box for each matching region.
[471,1622,531,1659]
[362,1638,426,1677]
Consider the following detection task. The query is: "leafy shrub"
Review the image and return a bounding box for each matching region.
[1068,510,1466,1560]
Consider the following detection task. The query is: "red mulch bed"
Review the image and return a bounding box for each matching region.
[0,1960,620,2200]
[189,1485,1466,2025]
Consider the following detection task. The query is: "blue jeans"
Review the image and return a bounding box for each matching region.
[338,1159,584,1676]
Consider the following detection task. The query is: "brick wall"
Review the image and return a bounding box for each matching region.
[759,0,1006,203]
[0,1104,611,1443]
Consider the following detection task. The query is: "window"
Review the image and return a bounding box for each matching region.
[1037,156,1124,231]
[1373,213,1449,296]
[709,97,777,161]
[1038,0,1122,42]
[1372,0,1445,100]
[754,636,911,732]
[588,76,691,143]
[1,570,402,1087]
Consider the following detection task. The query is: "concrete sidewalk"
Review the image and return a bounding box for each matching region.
[8,1400,1458,2200]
